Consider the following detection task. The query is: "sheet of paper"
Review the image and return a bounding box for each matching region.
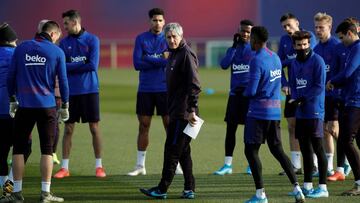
[183,116,204,139]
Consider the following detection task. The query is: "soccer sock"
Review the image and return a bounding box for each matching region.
[336,167,345,174]
[355,180,360,186]
[290,151,301,169]
[8,168,13,182]
[319,184,327,191]
[256,188,266,199]
[326,153,334,171]
[95,158,102,168]
[61,159,69,170]
[293,182,301,193]
[344,157,350,165]
[313,154,318,169]
[41,181,51,193]
[304,182,313,190]
[137,151,146,167]
[224,156,233,166]
[0,176,8,186]
[13,180,22,192]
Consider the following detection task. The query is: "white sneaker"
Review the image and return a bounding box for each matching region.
[175,163,183,175]
[127,165,146,176]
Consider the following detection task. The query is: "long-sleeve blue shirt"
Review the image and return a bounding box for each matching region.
[243,47,282,120]
[289,51,326,120]
[334,43,350,100]
[0,46,15,118]
[133,31,168,92]
[220,42,255,95]
[7,34,69,108]
[331,40,360,108]
[278,30,317,87]
[314,36,340,97]
[59,30,99,95]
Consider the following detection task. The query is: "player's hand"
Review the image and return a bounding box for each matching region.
[187,112,197,127]
[9,98,19,118]
[163,51,170,59]
[58,102,69,122]
[232,33,241,48]
[281,86,291,95]
[326,80,334,91]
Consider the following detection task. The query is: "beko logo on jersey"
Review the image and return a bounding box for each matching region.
[232,64,249,74]
[71,56,87,62]
[25,54,46,66]
[148,53,162,58]
[270,69,281,82]
[296,78,307,89]
[325,64,330,72]
[286,53,297,59]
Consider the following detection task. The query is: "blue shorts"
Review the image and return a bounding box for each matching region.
[244,117,281,145]
[224,90,249,124]
[295,118,324,139]
[67,93,100,123]
[136,92,168,116]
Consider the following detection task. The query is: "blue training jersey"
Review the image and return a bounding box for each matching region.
[331,40,360,108]
[244,47,282,120]
[59,30,100,95]
[220,42,255,95]
[334,43,350,101]
[289,51,326,120]
[278,30,317,87]
[7,34,69,108]
[133,31,168,92]
[0,46,15,118]
[313,36,341,97]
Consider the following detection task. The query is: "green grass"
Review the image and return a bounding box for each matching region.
[18,68,359,202]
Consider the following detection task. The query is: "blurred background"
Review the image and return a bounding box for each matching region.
[1,0,358,68]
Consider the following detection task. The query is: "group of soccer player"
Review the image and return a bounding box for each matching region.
[0,5,360,203]
[0,10,105,203]
[130,7,360,203]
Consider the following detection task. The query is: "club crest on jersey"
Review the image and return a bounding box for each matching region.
[270,69,281,82]
[325,64,330,72]
[25,54,46,66]
[296,78,307,89]
[71,56,87,62]
[232,64,249,74]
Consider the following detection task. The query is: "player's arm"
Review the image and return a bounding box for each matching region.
[304,58,326,100]
[57,50,69,104]
[331,47,360,87]
[133,36,156,71]
[243,59,261,97]
[143,52,168,67]
[66,36,100,74]
[6,50,17,97]
[220,47,236,69]
[185,51,201,114]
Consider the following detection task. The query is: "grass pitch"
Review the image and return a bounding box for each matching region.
[19,68,359,202]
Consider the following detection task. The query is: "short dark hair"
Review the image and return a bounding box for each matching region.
[148,8,164,18]
[344,17,359,27]
[336,21,358,35]
[62,9,81,21]
[280,13,298,23]
[251,26,268,43]
[41,21,61,33]
[291,30,311,44]
[0,22,17,44]
[240,19,254,27]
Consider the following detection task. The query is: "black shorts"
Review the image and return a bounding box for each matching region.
[0,118,14,148]
[136,92,168,116]
[244,117,281,145]
[224,92,249,124]
[66,93,100,123]
[324,96,339,122]
[13,108,56,155]
[295,118,324,139]
[284,95,297,118]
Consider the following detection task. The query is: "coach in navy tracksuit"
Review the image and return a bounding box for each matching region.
[213,19,255,175]
[328,21,360,196]
[54,10,106,179]
[243,26,304,203]
[278,13,317,175]
[289,30,328,198]
[140,22,201,200]
[2,21,68,203]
